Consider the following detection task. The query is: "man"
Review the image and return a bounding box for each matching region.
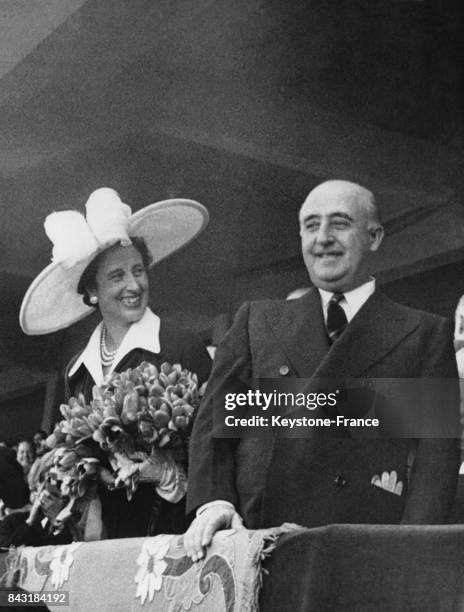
[33,431,48,458]
[185,180,460,561]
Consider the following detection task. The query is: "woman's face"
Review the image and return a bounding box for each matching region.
[89,244,149,330]
[16,441,34,469]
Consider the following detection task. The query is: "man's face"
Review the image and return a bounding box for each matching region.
[33,433,46,452]
[299,182,383,293]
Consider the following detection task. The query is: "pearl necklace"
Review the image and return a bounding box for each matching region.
[100,325,118,367]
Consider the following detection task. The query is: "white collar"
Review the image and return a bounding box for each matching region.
[68,307,161,385]
[318,278,375,323]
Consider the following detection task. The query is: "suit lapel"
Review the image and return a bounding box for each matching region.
[264,289,421,379]
[313,291,420,379]
[264,288,330,377]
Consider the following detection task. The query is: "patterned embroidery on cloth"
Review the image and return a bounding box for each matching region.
[135,534,171,604]
[0,524,297,611]
[49,542,82,589]
[16,542,82,592]
[0,547,24,589]
[132,526,297,611]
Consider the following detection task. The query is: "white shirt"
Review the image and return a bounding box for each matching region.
[68,307,161,385]
[318,278,376,324]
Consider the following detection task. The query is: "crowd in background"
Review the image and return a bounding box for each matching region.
[0,431,73,548]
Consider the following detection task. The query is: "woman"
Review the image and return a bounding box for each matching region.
[16,440,35,478]
[20,187,211,538]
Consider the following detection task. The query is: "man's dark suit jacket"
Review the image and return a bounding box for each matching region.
[187,289,460,528]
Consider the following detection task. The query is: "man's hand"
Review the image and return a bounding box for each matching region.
[184,504,244,562]
[26,495,42,526]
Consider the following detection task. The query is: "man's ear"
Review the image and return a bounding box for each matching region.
[369,224,384,252]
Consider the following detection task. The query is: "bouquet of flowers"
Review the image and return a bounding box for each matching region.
[26,444,103,538]
[47,362,204,500]
[45,446,101,534]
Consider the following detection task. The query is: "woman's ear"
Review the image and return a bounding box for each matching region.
[87,286,98,306]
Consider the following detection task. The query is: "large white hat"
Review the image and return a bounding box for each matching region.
[20,188,209,335]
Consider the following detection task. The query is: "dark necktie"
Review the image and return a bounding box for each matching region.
[326,293,348,343]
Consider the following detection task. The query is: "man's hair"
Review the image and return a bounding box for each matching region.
[363,190,381,226]
[17,439,34,450]
[77,236,152,308]
[300,180,382,226]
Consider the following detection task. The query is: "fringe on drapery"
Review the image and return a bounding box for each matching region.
[249,523,304,612]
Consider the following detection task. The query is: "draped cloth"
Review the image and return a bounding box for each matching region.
[4,523,464,611]
[0,526,294,612]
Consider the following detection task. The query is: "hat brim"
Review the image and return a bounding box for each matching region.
[20,199,208,335]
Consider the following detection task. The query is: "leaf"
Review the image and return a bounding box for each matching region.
[158,432,172,447]
[77,480,87,498]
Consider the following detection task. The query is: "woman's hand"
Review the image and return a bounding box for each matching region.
[139,457,165,483]
[98,466,117,487]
